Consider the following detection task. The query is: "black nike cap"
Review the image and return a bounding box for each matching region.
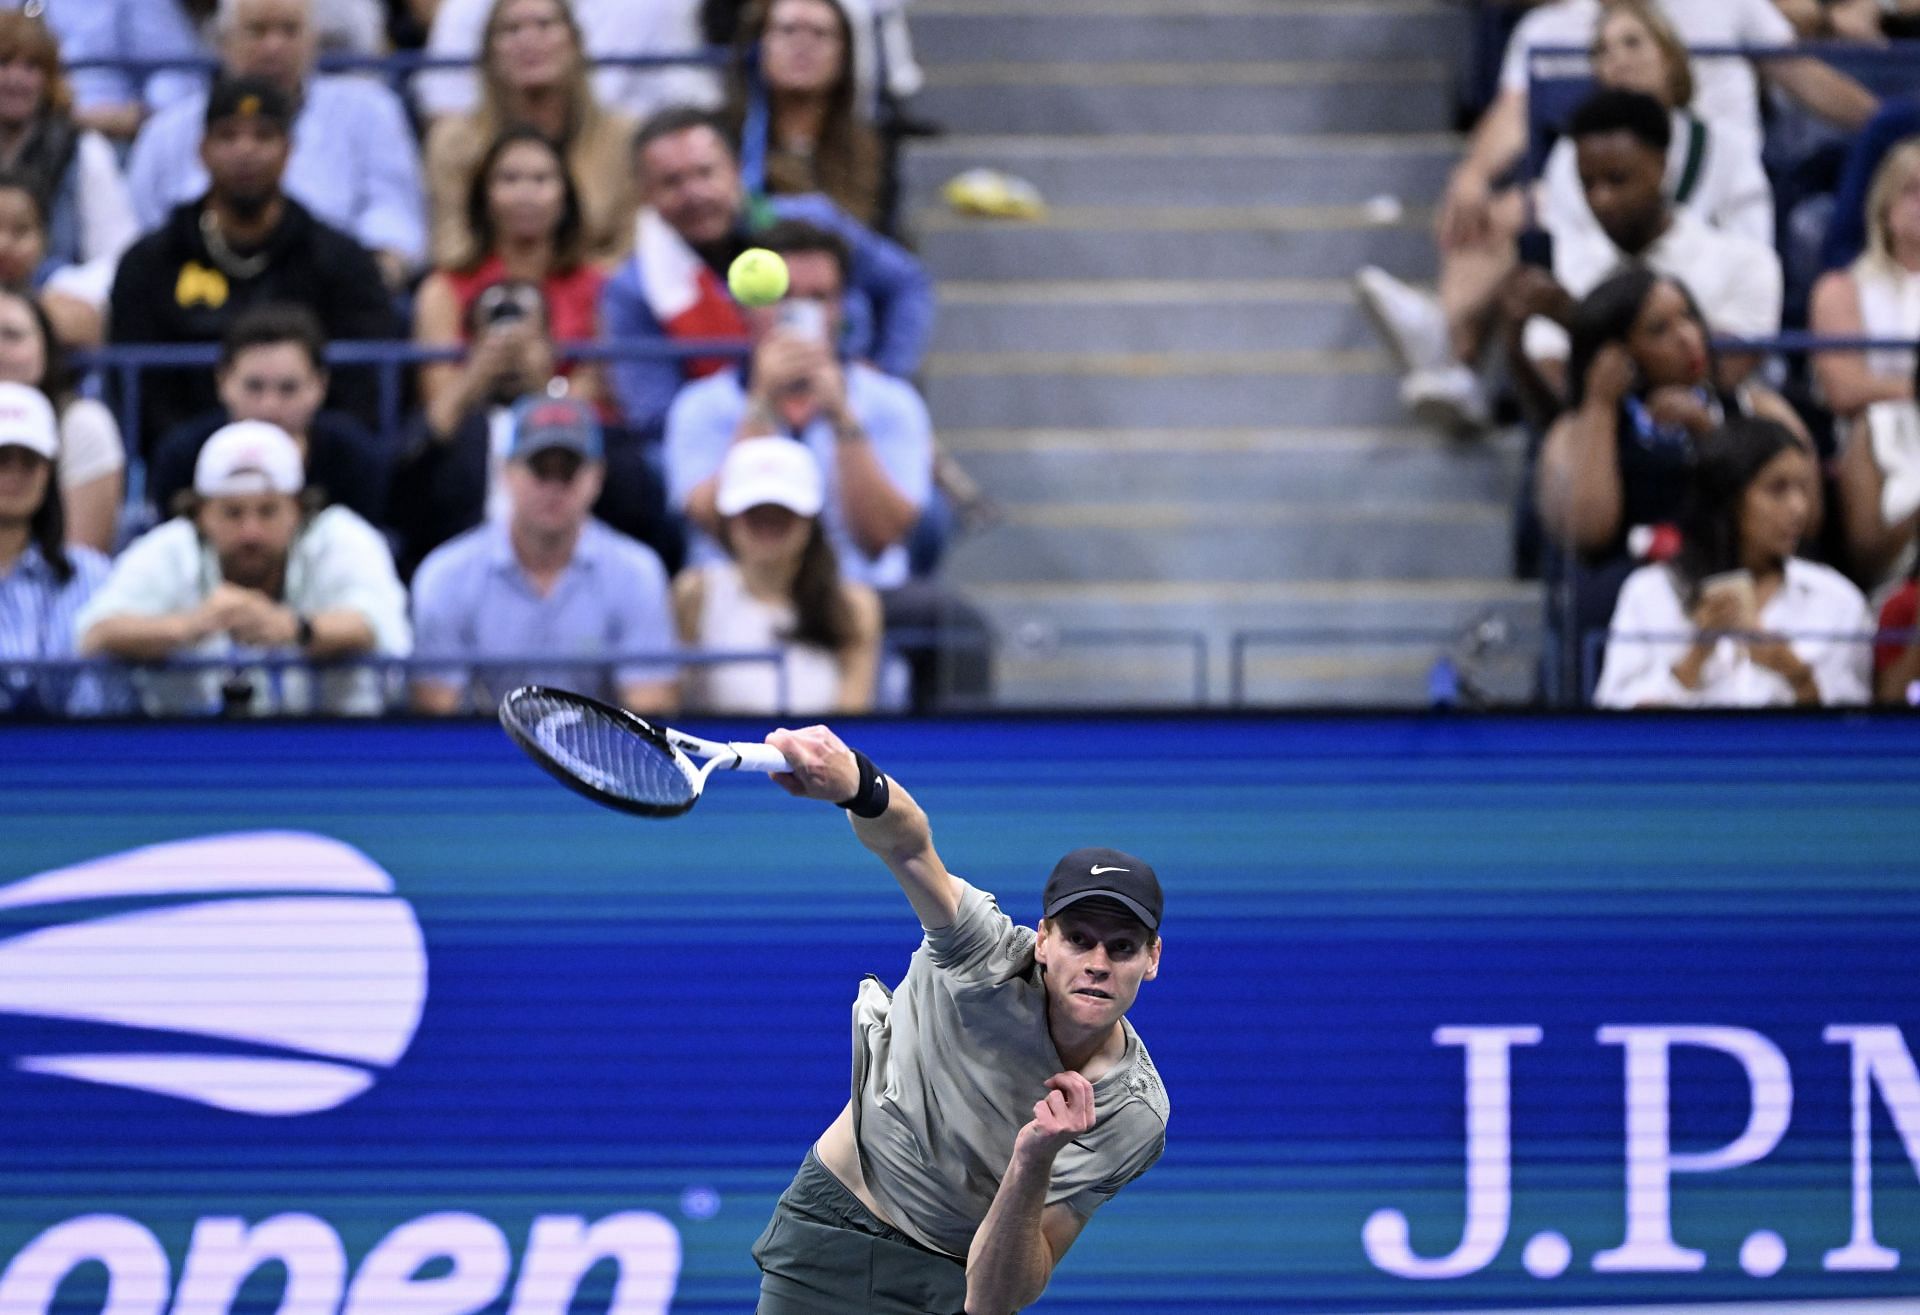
[1042,846,1162,932]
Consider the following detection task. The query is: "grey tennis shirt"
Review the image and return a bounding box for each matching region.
[850,878,1169,1259]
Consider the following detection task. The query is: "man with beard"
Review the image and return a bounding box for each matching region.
[107,76,399,457]
[76,419,410,715]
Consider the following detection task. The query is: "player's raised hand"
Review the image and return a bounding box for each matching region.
[1017,1072,1096,1163]
[765,725,861,802]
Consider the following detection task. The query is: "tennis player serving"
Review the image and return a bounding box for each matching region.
[754,724,1169,1315]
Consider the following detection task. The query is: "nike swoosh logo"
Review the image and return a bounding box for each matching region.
[1090,865,1129,875]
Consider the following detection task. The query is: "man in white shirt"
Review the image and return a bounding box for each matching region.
[76,420,410,715]
[1518,89,1783,380]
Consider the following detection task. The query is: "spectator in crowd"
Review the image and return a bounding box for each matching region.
[148,302,388,524]
[1874,555,1920,704]
[603,105,932,437]
[423,0,639,270]
[124,0,428,288]
[1537,267,1811,677]
[1821,101,1920,271]
[1596,417,1869,708]
[391,282,681,576]
[414,0,718,128]
[706,0,927,126]
[0,173,103,346]
[13,0,208,141]
[0,381,108,715]
[667,218,987,707]
[108,77,400,457]
[415,125,604,423]
[1360,0,1874,433]
[0,13,140,319]
[1815,141,1920,593]
[725,0,885,231]
[1508,90,1784,395]
[1538,4,1773,247]
[76,419,410,716]
[1812,139,1920,422]
[0,287,122,551]
[668,220,924,588]
[410,393,679,715]
[674,434,879,713]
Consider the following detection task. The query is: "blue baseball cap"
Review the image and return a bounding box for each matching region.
[508,395,603,462]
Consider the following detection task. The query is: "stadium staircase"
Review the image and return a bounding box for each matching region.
[900,0,1544,705]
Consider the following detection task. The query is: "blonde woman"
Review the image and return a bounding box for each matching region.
[1815,138,1920,590]
[422,0,638,268]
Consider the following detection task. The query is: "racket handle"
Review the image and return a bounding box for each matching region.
[727,742,792,774]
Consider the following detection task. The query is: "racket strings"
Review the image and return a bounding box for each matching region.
[512,691,698,810]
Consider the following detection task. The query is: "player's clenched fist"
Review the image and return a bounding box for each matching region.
[765,725,860,802]
[1016,1072,1096,1163]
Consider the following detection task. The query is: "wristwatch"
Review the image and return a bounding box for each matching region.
[294,612,315,650]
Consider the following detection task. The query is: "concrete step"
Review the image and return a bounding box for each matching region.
[909,0,1463,66]
[902,133,1455,211]
[943,498,1510,583]
[943,427,1521,505]
[914,62,1453,136]
[932,279,1377,354]
[914,207,1434,282]
[922,353,1405,428]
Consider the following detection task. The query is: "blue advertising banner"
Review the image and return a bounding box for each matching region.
[2,715,1918,1314]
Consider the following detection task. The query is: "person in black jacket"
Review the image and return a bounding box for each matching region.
[147,303,389,524]
[106,76,398,460]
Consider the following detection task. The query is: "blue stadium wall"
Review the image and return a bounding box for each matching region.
[2,715,1919,1314]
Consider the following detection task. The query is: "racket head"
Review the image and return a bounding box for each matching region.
[497,685,702,818]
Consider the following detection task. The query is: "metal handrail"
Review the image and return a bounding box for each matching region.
[1580,626,1917,701]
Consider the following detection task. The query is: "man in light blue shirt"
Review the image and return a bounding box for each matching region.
[664,220,932,592]
[410,396,681,716]
[123,0,426,282]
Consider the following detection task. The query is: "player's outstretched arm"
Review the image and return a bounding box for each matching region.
[964,1073,1094,1314]
[766,725,961,930]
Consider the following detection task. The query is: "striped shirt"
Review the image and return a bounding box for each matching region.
[0,542,110,716]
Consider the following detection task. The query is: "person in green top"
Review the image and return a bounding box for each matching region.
[752,723,1170,1315]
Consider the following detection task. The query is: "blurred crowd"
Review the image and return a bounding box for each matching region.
[0,0,992,719]
[1357,0,1920,707]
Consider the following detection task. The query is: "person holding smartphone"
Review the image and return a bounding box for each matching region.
[1596,418,1871,708]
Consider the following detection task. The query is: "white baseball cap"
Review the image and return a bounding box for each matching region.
[716,437,825,517]
[194,420,305,497]
[0,382,58,462]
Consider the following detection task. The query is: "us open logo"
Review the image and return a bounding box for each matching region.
[0,832,427,1116]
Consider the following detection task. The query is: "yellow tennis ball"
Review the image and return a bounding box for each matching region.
[728,248,790,308]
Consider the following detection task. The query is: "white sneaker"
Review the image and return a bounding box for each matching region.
[1354,266,1451,375]
[1402,364,1490,437]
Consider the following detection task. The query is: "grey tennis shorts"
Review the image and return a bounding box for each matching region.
[753,1148,968,1314]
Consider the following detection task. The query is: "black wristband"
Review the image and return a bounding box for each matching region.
[294,612,315,650]
[837,749,891,819]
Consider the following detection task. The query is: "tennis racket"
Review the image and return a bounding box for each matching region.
[497,685,791,818]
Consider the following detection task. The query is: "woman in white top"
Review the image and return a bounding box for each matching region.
[1597,417,1871,709]
[1813,139,1920,590]
[1538,2,1774,250]
[0,287,121,552]
[673,435,881,714]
